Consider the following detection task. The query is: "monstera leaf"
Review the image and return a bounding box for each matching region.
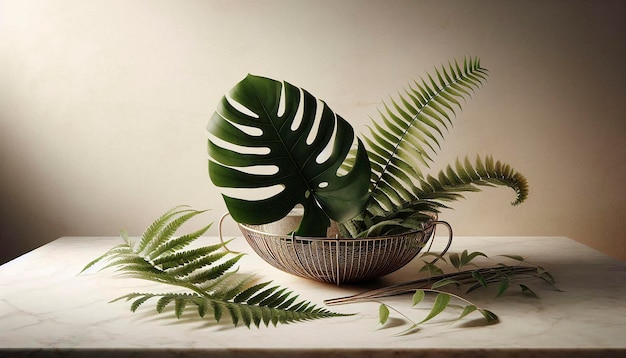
[208,75,371,236]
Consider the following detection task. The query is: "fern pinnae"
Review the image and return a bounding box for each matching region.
[366,125,396,155]
[373,185,401,211]
[259,287,290,308]
[404,111,441,153]
[246,285,280,305]
[119,229,132,247]
[101,256,154,272]
[186,255,244,284]
[148,223,212,260]
[156,295,174,313]
[131,294,155,313]
[208,300,223,322]
[233,281,272,303]
[110,292,156,312]
[276,294,299,310]
[238,305,253,327]
[165,251,231,278]
[370,119,401,154]
[174,297,187,318]
[394,149,426,179]
[259,306,273,327]
[154,243,227,269]
[206,271,258,299]
[415,155,529,206]
[377,110,405,138]
[79,244,133,274]
[137,205,191,252]
[141,209,208,256]
[226,304,241,326]
[194,298,208,318]
[420,84,454,128]
[110,292,144,303]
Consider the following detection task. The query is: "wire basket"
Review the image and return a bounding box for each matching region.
[220,213,453,285]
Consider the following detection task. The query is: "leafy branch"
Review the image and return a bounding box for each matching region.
[325,250,557,334]
[377,289,498,336]
[80,206,350,328]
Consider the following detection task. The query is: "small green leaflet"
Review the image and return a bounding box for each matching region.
[378,304,390,325]
[519,284,538,298]
[459,305,477,320]
[496,279,509,297]
[418,293,451,324]
[479,309,499,323]
[412,290,425,306]
[449,250,489,271]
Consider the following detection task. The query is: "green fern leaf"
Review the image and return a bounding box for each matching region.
[341,56,501,237]
[417,155,529,206]
[81,206,349,329]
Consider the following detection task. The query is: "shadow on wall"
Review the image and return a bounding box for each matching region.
[0,125,69,265]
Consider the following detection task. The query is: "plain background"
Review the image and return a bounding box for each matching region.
[1,0,624,264]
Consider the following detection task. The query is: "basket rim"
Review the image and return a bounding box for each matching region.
[238,214,438,242]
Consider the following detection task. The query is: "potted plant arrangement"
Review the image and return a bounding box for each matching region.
[207,56,528,284]
[82,57,544,331]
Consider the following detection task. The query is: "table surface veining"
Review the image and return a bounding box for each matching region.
[0,236,624,357]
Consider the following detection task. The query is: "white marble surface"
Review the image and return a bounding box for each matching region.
[0,236,624,357]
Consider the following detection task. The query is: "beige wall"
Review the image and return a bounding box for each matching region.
[1,0,624,264]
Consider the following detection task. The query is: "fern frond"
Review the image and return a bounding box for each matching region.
[81,206,349,328]
[365,56,488,215]
[416,155,529,206]
[339,57,528,238]
[341,153,527,237]
[112,290,345,328]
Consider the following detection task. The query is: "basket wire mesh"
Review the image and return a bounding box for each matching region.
[219,213,453,285]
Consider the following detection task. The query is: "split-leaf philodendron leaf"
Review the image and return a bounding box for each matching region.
[208,74,371,236]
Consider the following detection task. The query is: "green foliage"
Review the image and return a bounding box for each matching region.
[81,206,349,328]
[207,75,371,236]
[326,251,555,335]
[208,58,529,238]
[340,57,529,237]
[377,290,497,336]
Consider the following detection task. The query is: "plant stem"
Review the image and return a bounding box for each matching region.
[324,266,537,305]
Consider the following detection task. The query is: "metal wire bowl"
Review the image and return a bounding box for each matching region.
[220,212,453,285]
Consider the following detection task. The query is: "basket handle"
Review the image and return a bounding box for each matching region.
[425,220,453,265]
[218,212,241,254]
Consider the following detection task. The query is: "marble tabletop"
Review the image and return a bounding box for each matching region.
[0,235,624,357]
